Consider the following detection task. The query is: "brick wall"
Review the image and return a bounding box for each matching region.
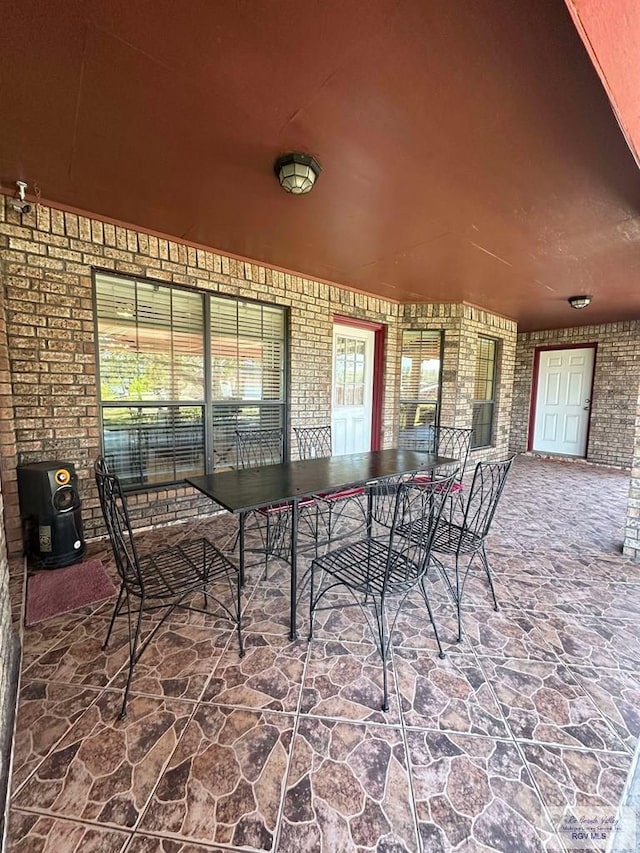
[0,195,515,551]
[510,323,640,469]
[624,394,640,558]
[400,303,517,463]
[0,253,20,843]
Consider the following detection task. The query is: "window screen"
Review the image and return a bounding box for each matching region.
[398,330,443,449]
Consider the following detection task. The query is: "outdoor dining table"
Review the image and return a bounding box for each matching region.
[186,448,456,639]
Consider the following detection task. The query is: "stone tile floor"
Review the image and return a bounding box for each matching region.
[7,456,640,852]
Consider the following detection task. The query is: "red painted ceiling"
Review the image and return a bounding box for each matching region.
[1,0,640,331]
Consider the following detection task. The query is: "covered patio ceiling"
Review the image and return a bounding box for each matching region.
[1,0,640,332]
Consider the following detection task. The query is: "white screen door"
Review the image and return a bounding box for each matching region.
[331,325,374,455]
[532,347,595,456]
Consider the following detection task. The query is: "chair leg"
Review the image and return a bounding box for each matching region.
[264,514,271,579]
[377,601,390,712]
[236,569,245,658]
[419,577,445,659]
[119,599,145,720]
[202,541,209,611]
[480,545,499,611]
[103,584,124,651]
[454,556,463,643]
[308,560,316,641]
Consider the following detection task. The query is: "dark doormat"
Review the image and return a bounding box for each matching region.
[25,559,116,627]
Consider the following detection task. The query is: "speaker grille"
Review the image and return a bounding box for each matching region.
[53,486,75,512]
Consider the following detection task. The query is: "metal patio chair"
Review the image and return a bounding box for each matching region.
[235,427,315,568]
[429,455,515,641]
[308,472,457,711]
[406,425,473,496]
[95,457,244,719]
[293,424,367,545]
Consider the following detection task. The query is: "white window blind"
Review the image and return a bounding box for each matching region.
[95,274,287,487]
[398,330,443,449]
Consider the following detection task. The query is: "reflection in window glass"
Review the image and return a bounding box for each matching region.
[398,330,443,449]
[471,337,498,448]
[334,334,367,409]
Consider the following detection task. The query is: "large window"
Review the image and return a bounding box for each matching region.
[398,330,443,449]
[472,337,498,448]
[95,273,287,488]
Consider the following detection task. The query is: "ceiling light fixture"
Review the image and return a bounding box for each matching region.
[567,295,592,310]
[274,152,321,195]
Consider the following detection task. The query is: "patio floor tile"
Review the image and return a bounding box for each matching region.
[566,664,640,752]
[139,705,294,850]
[22,617,129,689]
[519,743,632,850]
[109,623,233,702]
[7,811,130,853]
[14,691,193,828]
[126,835,233,852]
[459,605,559,661]
[301,639,401,725]
[278,716,418,852]
[405,730,563,852]
[475,657,626,752]
[525,611,640,673]
[396,647,508,737]
[11,680,101,792]
[202,632,307,713]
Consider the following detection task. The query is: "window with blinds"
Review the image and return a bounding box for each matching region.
[210,296,286,469]
[95,273,287,488]
[398,330,443,449]
[472,337,498,448]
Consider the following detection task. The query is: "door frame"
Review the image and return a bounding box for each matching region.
[333,315,385,451]
[527,342,597,454]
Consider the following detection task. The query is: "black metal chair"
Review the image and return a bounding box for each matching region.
[308,472,457,711]
[293,424,332,459]
[429,455,515,641]
[236,427,284,468]
[293,424,367,544]
[406,425,473,496]
[95,457,244,719]
[235,428,315,567]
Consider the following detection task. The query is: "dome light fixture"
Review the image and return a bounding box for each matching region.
[568,295,592,310]
[274,152,321,195]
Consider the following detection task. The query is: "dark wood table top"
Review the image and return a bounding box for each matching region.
[186,448,457,513]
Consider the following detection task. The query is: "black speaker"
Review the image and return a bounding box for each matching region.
[17,461,86,569]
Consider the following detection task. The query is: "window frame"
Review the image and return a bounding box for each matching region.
[398,329,444,448]
[93,269,289,491]
[471,335,498,449]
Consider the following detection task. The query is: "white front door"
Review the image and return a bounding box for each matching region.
[532,347,595,456]
[332,325,374,455]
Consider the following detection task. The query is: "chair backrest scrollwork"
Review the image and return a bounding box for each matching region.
[383,472,457,589]
[293,425,332,460]
[94,456,142,592]
[462,455,515,541]
[235,428,284,469]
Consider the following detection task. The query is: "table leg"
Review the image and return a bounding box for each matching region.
[239,511,246,588]
[367,486,373,539]
[290,499,298,640]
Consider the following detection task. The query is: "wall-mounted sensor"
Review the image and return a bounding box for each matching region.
[8,181,33,215]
